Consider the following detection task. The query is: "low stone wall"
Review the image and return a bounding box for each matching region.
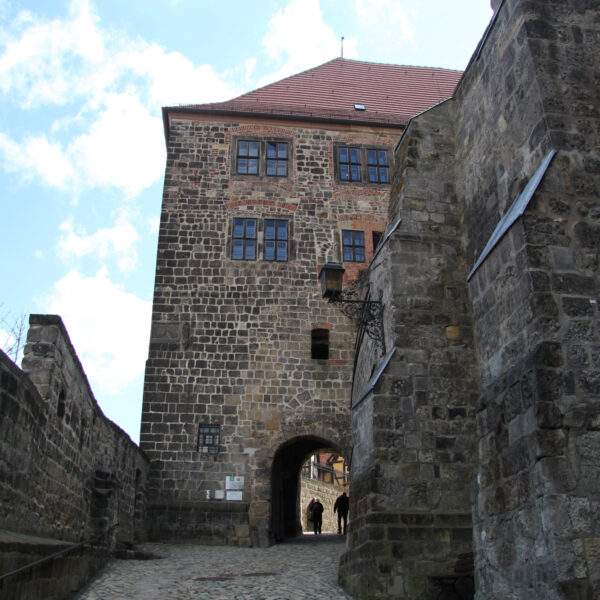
[0,315,149,598]
[300,476,349,534]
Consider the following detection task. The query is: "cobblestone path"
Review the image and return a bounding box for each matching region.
[76,534,355,600]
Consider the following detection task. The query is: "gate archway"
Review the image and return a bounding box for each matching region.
[270,435,342,542]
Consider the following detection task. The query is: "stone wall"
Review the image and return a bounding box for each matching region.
[141,115,395,545]
[455,1,600,598]
[342,1,600,599]
[340,100,480,600]
[300,476,348,534]
[0,315,149,598]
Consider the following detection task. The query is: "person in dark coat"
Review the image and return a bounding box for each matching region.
[312,498,324,534]
[306,498,316,528]
[333,492,349,534]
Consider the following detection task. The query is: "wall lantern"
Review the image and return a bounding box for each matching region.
[318,262,385,355]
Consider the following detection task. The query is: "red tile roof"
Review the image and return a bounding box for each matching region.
[164,58,463,129]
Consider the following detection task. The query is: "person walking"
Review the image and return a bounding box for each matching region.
[306,498,316,530]
[333,491,349,534]
[312,498,324,534]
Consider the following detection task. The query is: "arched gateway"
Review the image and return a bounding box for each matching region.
[270,436,342,541]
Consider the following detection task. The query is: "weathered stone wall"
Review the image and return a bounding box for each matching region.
[454,1,600,598]
[340,101,480,600]
[141,115,395,545]
[300,476,348,533]
[0,315,149,597]
[342,1,600,599]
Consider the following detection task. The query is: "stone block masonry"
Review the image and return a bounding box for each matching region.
[141,115,394,546]
[0,315,149,599]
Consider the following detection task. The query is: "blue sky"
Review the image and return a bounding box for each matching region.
[0,0,493,443]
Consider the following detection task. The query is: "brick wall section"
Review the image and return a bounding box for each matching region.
[454,1,600,598]
[141,116,394,545]
[0,315,149,544]
[340,100,480,600]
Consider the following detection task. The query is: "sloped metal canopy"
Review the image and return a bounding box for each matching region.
[467,149,556,281]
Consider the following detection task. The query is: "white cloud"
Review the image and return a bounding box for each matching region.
[0,131,75,189]
[0,0,241,197]
[353,0,415,54]
[57,209,140,272]
[259,0,358,87]
[44,267,151,395]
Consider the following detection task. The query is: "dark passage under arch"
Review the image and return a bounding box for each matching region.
[270,435,341,542]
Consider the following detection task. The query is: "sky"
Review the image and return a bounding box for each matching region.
[0,0,494,443]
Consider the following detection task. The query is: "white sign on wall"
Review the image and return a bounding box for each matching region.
[226,476,244,490]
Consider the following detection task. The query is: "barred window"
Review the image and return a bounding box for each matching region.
[232,218,257,260]
[198,425,220,455]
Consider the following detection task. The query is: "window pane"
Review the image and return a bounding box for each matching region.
[277,220,287,239]
[237,158,247,174]
[266,160,276,175]
[239,141,248,156]
[355,248,365,262]
[367,149,377,164]
[245,240,255,259]
[340,164,349,180]
[249,141,259,157]
[234,218,244,238]
[246,219,256,238]
[265,240,275,260]
[343,230,352,244]
[277,241,287,261]
[368,166,378,182]
[343,247,353,261]
[267,142,276,158]
[378,150,388,165]
[277,143,287,158]
[339,147,348,163]
[380,167,389,182]
[233,239,243,259]
[248,159,258,174]
[350,148,360,163]
[351,165,360,180]
[355,231,364,245]
[277,162,287,176]
[265,220,275,239]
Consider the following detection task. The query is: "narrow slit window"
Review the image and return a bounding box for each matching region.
[342,230,365,262]
[232,218,257,260]
[311,329,329,359]
[198,425,220,455]
[367,149,389,183]
[264,219,288,261]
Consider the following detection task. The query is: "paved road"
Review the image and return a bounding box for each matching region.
[75,534,355,600]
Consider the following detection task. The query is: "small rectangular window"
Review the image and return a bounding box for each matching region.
[232,218,257,260]
[264,219,288,261]
[311,329,329,359]
[266,142,288,177]
[198,425,220,454]
[339,146,361,181]
[367,149,389,183]
[342,230,365,262]
[237,140,259,175]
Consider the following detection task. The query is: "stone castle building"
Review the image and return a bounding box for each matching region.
[1,1,598,599]
[139,57,461,547]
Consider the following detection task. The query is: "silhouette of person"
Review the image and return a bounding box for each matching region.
[333,492,349,534]
[312,498,324,534]
[306,498,316,529]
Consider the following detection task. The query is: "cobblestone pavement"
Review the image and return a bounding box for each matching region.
[76,534,355,600]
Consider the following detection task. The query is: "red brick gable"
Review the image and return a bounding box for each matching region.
[165,58,463,129]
